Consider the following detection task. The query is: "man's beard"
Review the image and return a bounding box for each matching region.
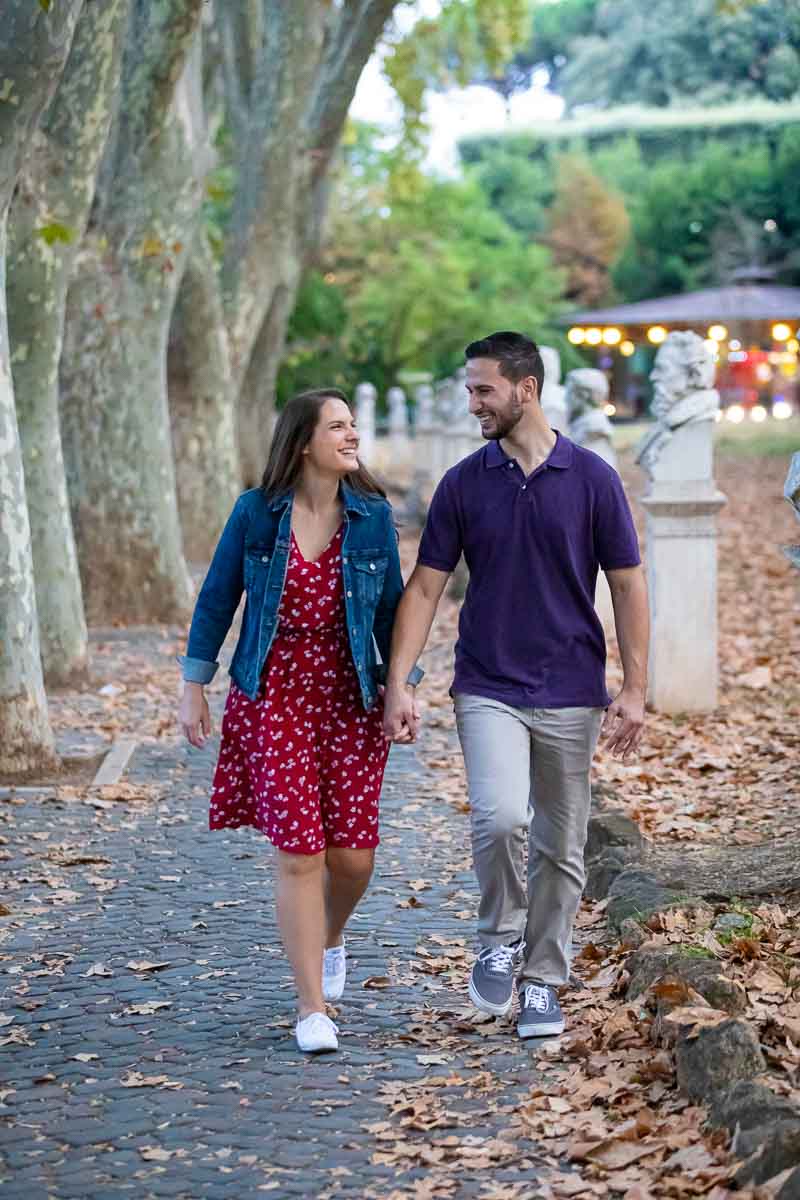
[483,385,524,440]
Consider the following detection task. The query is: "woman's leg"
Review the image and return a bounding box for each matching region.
[324,847,375,948]
[275,849,327,1018]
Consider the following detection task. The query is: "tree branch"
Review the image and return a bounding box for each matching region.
[306,0,398,180]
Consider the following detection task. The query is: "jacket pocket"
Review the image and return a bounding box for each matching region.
[350,554,387,605]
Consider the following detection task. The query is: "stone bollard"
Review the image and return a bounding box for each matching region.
[784,452,800,568]
[412,382,436,488]
[355,381,377,467]
[636,331,726,713]
[540,345,569,434]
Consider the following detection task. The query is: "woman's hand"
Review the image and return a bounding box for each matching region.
[383,683,420,744]
[179,682,211,747]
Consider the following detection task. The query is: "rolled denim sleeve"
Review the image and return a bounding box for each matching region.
[178,496,248,684]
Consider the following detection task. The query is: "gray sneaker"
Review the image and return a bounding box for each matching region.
[468,941,524,1017]
[517,983,565,1038]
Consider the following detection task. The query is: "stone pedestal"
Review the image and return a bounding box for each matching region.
[640,420,726,713]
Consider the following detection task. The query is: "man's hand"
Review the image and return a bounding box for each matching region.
[383,683,421,744]
[601,687,645,760]
[179,682,211,748]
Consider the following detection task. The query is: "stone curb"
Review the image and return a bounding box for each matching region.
[584,803,800,1195]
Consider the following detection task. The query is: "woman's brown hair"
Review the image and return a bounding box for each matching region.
[260,388,387,500]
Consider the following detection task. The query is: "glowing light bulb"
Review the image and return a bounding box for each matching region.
[620,340,635,357]
[602,327,621,345]
[567,327,585,345]
[647,326,667,345]
[707,324,727,341]
[585,328,602,345]
[772,323,791,342]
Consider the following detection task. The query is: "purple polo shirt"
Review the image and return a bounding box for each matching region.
[417,433,641,709]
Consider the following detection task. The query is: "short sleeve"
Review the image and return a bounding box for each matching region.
[417,471,463,573]
[594,472,641,571]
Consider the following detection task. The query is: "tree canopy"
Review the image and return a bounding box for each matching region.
[487,0,800,111]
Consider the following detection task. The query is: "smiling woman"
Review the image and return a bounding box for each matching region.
[176,387,420,1054]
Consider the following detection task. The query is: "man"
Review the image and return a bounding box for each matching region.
[384,332,649,1039]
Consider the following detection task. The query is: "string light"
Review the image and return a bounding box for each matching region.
[567,327,585,345]
[772,323,791,342]
[602,327,622,345]
[620,340,635,357]
[707,324,727,341]
[647,326,667,344]
[585,328,602,345]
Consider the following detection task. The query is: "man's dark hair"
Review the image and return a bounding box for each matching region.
[465,331,545,401]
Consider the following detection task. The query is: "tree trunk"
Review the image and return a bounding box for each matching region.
[218,1,397,440]
[0,0,84,777]
[237,281,297,488]
[59,0,205,624]
[7,0,129,685]
[169,229,241,560]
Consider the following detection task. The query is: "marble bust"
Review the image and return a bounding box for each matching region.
[637,331,719,473]
[565,367,617,466]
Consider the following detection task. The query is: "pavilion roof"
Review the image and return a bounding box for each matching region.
[559,285,800,327]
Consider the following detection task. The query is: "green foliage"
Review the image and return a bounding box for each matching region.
[460,111,800,303]
[383,0,532,159]
[487,0,800,111]
[35,222,75,245]
[278,121,564,402]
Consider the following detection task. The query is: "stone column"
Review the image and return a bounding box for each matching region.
[414,382,435,482]
[387,385,409,472]
[637,332,727,713]
[355,381,376,467]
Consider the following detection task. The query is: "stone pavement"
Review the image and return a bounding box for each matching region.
[0,687,575,1199]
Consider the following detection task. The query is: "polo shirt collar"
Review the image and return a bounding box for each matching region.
[485,431,573,470]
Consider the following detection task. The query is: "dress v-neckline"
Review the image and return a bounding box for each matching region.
[291,523,343,566]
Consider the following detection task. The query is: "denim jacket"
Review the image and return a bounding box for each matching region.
[179,484,421,710]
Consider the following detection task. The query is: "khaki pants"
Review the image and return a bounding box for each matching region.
[454,694,603,986]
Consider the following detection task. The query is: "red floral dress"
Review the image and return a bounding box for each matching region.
[209,526,389,854]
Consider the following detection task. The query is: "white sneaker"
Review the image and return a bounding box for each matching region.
[295,1011,338,1053]
[323,941,346,1002]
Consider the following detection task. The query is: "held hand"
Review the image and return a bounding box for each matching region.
[179,683,211,748]
[601,687,645,760]
[383,683,421,744]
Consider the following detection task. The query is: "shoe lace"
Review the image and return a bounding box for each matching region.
[522,984,551,1013]
[323,947,345,975]
[479,943,519,975]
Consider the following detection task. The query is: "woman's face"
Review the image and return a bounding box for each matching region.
[303,396,360,477]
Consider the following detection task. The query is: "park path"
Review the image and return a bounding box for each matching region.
[0,641,571,1200]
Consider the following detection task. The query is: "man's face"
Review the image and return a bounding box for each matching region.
[465,357,524,440]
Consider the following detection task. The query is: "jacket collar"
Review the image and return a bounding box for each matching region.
[265,482,369,516]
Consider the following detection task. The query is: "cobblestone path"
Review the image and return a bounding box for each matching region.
[1,686,568,1199]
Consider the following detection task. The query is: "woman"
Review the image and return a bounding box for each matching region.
[178,389,420,1053]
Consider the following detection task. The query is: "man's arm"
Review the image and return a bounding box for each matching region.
[384,564,450,743]
[603,565,649,759]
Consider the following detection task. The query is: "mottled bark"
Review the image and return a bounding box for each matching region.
[221,2,325,390]
[236,282,295,488]
[169,230,240,560]
[8,0,129,685]
[60,0,206,624]
[0,0,84,777]
[218,1,396,471]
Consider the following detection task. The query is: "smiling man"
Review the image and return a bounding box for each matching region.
[384,331,649,1040]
